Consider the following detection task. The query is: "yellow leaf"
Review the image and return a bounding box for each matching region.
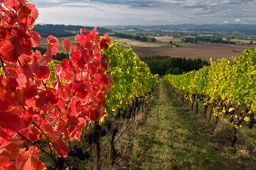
[244,116,250,122]
[229,108,235,112]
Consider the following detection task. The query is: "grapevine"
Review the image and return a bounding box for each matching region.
[164,48,256,145]
[0,0,158,169]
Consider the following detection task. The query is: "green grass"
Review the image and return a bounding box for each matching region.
[129,79,252,170]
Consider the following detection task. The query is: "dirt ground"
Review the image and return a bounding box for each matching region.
[132,43,256,61]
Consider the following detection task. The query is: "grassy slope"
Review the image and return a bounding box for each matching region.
[128,79,254,170]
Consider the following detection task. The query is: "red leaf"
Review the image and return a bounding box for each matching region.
[102,74,110,86]
[88,107,101,122]
[32,50,42,62]
[88,63,97,75]
[93,73,101,85]
[47,90,58,104]
[43,123,61,141]
[62,59,73,71]
[24,85,37,99]
[35,65,50,80]
[47,35,58,55]
[99,34,110,50]
[96,92,106,105]
[61,70,72,81]
[101,55,108,69]
[19,4,39,30]
[29,31,41,47]
[0,156,13,168]
[94,46,101,59]
[52,139,68,157]
[28,128,40,143]
[17,4,31,19]
[16,149,28,169]
[22,155,45,170]
[35,91,48,109]
[67,117,85,142]
[0,142,22,160]
[82,49,91,63]
[62,59,69,69]
[0,99,10,111]
[18,127,40,143]
[22,147,45,170]
[32,63,50,80]
[73,82,89,98]
[62,38,75,53]
[0,111,24,132]
[23,64,33,78]
[11,28,32,57]
[6,77,18,92]
[20,54,31,65]
[5,67,19,79]
[0,128,17,148]
[0,40,16,63]
[68,97,80,116]
[42,50,52,64]
[63,38,70,52]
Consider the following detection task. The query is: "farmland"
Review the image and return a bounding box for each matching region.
[132,43,256,61]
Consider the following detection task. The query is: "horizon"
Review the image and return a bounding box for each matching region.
[34,23,256,28]
[30,0,256,26]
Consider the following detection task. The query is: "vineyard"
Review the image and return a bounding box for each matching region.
[0,0,256,170]
[164,48,256,144]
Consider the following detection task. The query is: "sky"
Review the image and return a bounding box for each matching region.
[29,0,256,26]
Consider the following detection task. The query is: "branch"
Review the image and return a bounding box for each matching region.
[17,59,23,69]
[17,132,56,163]
[0,56,7,75]
[32,122,65,159]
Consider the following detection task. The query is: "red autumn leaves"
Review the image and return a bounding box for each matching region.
[0,0,112,169]
[99,34,111,50]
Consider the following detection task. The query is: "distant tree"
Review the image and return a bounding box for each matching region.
[140,36,147,42]
[140,56,209,76]
[152,37,157,42]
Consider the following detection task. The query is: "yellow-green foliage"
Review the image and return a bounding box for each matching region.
[164,48,256,127]
[102,41,157,117]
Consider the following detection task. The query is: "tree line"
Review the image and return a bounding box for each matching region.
[141,56,209,76]
[34,24,110,37]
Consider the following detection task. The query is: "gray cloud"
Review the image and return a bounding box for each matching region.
[29,0,256,26]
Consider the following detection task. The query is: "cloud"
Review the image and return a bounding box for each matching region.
[29,0,256,26]
[235,18,241,22]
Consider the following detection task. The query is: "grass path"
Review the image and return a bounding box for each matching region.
[128,79,251,170]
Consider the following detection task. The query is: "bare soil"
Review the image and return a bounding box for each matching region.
[132,43,256,61]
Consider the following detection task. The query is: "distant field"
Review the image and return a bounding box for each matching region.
[154,36,181,43]
[230,39,255,44]
[132,43,256,61]
[111,36,163,47]
[40,36,255,62]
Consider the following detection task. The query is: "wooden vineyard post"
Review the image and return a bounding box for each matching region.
[208,103,214,122]
[110,127,118,163]
[94,123,101,170]
[95,136,101,170]
[204,104,208,117]
[191,94,195,110]
[196,96,199,114]
[231,127,237,147]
